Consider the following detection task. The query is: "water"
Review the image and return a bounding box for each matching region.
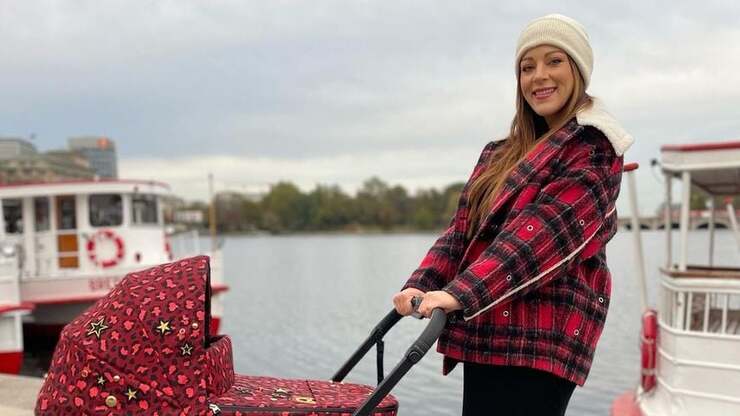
[220,230,739,416]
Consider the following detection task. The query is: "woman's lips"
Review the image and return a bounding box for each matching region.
[533,87,556,100]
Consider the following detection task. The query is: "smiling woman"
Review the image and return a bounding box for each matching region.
[392,13,634,416]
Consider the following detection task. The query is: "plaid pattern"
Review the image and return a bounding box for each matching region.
[403,119,623,386]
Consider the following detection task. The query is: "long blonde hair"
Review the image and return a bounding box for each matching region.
[465,58,592,239]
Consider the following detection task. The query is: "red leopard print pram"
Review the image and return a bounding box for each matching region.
[35,255,442,415]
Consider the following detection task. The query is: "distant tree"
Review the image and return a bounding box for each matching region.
[307,185,353,229]
[260,182,311,232]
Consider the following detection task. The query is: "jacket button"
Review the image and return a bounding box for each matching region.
[579,219,585,226]
[598,297,604,303]
[526,225,534,231]
[506,274,512,282]
[503,311,509,317]
[573,329,580,336]
[105,395,118,408]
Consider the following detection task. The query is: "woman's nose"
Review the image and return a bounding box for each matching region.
[533,63,548,81]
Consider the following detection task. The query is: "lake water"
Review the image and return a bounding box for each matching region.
[219,229,739,416]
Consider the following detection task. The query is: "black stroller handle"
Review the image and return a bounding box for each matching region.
[331,306,447,416]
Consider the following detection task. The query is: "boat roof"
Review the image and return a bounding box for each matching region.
[661,140,740,196]
[0,179,170,199]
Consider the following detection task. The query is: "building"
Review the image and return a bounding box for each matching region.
[0,138,37,159]
[0,138,95,184]
[68,137,118,179]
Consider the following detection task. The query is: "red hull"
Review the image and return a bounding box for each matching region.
[0,351,23,374]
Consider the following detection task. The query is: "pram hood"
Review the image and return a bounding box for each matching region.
[36,255,234,415]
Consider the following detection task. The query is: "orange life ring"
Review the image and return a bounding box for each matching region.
[86,230,125,268]
[640,309,658,392]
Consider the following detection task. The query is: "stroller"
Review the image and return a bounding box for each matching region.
[35,255,446,415]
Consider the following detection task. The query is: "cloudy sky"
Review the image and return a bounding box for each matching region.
[2,1,740,213]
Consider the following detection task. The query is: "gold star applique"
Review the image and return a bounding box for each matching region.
[180,343,193,356]
[87,318,109,339]
[97,375,106,386]
[155,319,172,335]
[125,387,138,401]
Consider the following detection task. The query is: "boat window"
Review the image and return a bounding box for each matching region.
[57,196,77,230]
[2,199,23,234]
[131,194,158,225]
[89,194,123,227]
[34,197,50,232]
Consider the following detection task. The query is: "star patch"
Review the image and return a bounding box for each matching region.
[180,342,193,356]
[86,318,109,339]
[97,375,106,386]
[155,319,172,335]
[125,387,138,401]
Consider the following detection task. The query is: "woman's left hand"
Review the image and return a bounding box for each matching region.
[417,291,463,318]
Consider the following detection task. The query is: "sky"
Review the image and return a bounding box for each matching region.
[2,1,740,214]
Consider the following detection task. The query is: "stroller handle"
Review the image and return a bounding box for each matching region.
[331,306,447,416]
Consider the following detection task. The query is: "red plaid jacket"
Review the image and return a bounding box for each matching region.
[403,118,624,386]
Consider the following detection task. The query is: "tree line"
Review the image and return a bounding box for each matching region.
[185,177,465,234]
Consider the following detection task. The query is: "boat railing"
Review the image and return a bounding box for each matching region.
[169,229,221,259]
[659,273,740,337]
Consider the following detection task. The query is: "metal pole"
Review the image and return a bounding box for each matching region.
[708,197,716,267]
[665,174,673,269]
[627,170,648,313]
[208,173,217,254]
[679,171,691,271]
[726,200,740,252]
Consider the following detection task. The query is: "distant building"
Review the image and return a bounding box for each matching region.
[0,138,37,159]
[0,139,94,184]
[174,210,205,224]
[68,137,118,178]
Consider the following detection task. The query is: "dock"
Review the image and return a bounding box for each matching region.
[0,374,42,415]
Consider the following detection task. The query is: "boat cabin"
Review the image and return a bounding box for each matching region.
[621,141,740,415]
[0,180,171,282]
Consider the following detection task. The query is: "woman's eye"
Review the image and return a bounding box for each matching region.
[521,66,533,73]
[550,58,562,65]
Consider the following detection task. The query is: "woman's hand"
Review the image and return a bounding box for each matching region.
[418,291,463,318]
[392,288,425,316]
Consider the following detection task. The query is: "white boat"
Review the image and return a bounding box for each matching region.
[0,179,227,375]
[612,142,740,415]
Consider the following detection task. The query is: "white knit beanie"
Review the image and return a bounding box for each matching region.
[515,14,593,88]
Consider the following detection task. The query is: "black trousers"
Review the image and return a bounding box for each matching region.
[462,362,576,416]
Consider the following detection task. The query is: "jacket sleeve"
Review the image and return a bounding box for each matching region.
[443,131,622,319]
[402,140,497,293]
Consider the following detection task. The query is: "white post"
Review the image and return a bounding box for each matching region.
[22,197,35,279]
[679,171,691,271]
[721,294,729,334]
[703,292,710,332]
[665,174,673,269]
[627,170,649,313]
[708,197,716,267]
[725,201,740,252]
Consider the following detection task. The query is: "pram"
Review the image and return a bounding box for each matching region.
[35,255,446,415]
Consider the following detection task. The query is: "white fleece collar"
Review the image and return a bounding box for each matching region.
[576,98,634,156]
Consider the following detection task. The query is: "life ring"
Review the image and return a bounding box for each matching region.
[87,230,125,268]
[640,309,658,393]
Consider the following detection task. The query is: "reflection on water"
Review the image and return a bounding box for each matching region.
[221,230,740,415]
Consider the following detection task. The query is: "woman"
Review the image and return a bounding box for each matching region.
[392,14,633,416]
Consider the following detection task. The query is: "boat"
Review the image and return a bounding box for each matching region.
[0,179,228,375]
[612,142,740,415]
